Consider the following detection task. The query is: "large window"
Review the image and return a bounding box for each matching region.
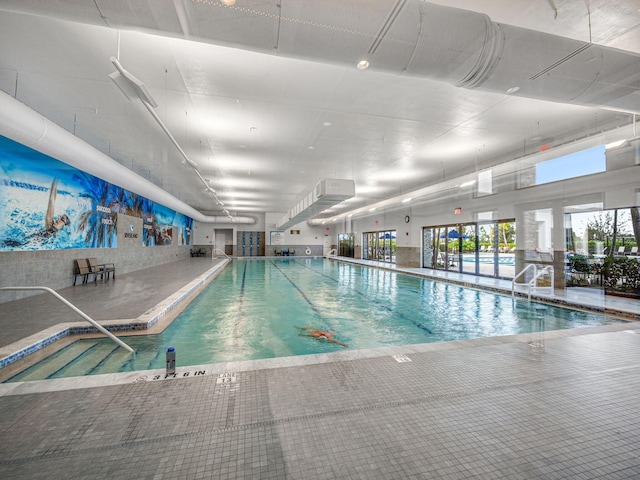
[363,230,396,263]
[565,205,640,295]
[536,145,605,185]
[423,220,516,279]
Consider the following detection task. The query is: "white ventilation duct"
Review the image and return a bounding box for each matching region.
[1,1,639,112]
[0,90,255,225]
[277,178,355,230]
[387,2,640,113]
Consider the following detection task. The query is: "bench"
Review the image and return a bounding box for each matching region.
[190,248,206,257]
[87,257,116,282]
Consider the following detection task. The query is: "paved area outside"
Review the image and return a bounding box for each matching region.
[0,257,639,479]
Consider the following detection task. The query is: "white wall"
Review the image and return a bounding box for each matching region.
[264,212,327,246]
[341,147,639,251]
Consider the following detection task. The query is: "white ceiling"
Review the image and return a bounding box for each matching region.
[1,0,639,220]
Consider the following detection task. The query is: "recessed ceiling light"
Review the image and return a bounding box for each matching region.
[356,60,370,70]
[369,207,376,212]
[402,197,412,203]
[308,146,315,150]
[323,121,332,127]
[220,0,236,6]
[506,86,520,94]
[460,180,476,188]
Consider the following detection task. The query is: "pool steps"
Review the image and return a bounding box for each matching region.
[8,341,132,382]
[0,259,229,377]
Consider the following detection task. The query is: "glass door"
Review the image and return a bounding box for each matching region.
[338,233,354,257]
[363,230,396,263]
[461,224,478,275]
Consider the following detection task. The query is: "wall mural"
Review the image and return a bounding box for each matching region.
[0,135,192,251]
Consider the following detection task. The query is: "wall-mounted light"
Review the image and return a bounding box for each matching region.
[606,139,628,150]
[454,207,462,215]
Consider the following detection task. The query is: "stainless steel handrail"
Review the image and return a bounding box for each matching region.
[512,263,537,300]
[0,286,134,353]
[511,264,554,300]
[212,248,231,260]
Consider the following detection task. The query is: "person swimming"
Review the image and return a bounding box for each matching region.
[295,326,348,348]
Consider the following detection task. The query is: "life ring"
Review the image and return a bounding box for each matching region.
[305,248,311,255]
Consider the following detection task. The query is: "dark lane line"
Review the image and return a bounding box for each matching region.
[292,259,434,335]
[238,260,248,314]
[230,260,249,343]
[269,260,325,323]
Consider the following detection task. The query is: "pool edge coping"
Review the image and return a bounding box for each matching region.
[0,259,230,374]
[0,322,637,397]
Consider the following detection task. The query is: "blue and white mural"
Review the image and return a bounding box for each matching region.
[0,135,192,251]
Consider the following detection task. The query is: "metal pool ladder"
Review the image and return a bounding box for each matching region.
[0,286,134,353]
[511,265,554,301]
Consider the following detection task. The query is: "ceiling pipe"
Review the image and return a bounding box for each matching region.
[0,90,255,225]
[109,56,232,215]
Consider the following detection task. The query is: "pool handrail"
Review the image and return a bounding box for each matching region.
[0,286,134,353]
[212,248,231,260]
[511,264,554,300]
[326,248,337,257]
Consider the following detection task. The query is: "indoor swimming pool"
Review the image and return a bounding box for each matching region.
[6,258,624,382]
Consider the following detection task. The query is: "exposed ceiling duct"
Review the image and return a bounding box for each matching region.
[0,90,255,225]
[277,179,355,230]
[1,0,639,224]
[3,0,639,114]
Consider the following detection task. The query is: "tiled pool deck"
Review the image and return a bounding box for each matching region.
[0,257,639,479]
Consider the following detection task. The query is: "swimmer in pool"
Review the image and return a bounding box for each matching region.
[295,326,348,348]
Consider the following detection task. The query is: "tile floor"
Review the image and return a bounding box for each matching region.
[0,257,639,479]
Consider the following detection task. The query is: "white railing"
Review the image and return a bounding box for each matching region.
[511,264,554,301]
[212,248,231,260]
[0,286,134,353]
[325,248,337,257]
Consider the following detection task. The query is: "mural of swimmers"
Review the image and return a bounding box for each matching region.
[0,135,193,251]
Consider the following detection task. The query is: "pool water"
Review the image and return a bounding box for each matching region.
[7,258,622,381]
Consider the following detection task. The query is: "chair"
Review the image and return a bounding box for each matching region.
[615,246,626,257]
[87,258,116,282]
[629,246,638,256]
[73,259,91,285]
[275,248,282,256]
[289,249,295,256]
